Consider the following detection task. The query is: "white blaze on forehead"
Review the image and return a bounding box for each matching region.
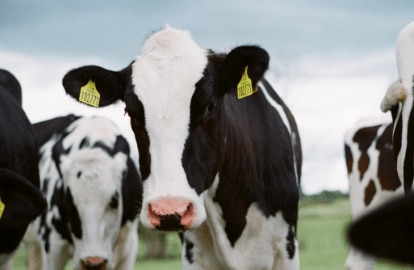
[131,26,207,193]
[132,26,207,123]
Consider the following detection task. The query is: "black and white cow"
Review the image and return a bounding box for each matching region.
[0,69,47,269]
[25,115,142,270]
[344,119,403,269]
[380,21,414,193]
[61,26,302,269]
[348,190,414,266]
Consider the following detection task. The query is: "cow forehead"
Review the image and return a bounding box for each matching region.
[62,149,125,186]
[131,27,208,122]
[63,117,120,148]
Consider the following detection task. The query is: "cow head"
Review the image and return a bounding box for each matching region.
[380,21,414,193]
[63,26,269,231]
[50,117,131,270]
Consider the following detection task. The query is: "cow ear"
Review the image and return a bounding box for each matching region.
[348,193,414,265]
[219,46,269,94]
[62,62,133,107]
[0,169,47,230]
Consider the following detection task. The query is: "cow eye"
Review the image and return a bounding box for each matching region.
[205,102,216,115]
[109,192,119,209]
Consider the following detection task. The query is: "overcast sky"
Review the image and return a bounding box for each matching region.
[1,1,413,194]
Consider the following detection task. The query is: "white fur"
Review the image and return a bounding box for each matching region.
[132,26,208,228]
[396,21,414,96]
[25,117,138,270]
[380,80,407,112]
[344,119,403,270]
[392,21,414,189]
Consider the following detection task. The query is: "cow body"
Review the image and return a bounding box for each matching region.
[344,119,403,269]
[62,26,301,269]
[380,21,414,192]
[26,115,142,270]
[0,69,46,270]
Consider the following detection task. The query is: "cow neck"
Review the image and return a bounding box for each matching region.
[211,89,299,246]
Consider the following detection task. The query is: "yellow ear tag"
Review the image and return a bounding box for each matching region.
[79,80,100,107]
[0,196,5,220]
[237,66,257,99]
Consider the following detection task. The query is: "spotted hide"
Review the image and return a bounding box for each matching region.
[344,119,403,269]
[25,115,142,270]
[62,26,301,269]
[0,69,46,270]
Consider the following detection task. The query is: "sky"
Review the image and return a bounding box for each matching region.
[1,1,413,194]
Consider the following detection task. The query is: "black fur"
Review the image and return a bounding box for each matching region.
[0,69,46,256]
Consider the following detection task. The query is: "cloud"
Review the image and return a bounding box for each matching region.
[282,50,396,194]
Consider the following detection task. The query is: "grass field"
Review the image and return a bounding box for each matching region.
[13,193,412,269]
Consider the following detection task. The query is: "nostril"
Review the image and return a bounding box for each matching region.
[81,256,108,270]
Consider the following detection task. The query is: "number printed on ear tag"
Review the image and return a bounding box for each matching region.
[0,195,5,220]
[79,80,100,107]
[237,66,257,99]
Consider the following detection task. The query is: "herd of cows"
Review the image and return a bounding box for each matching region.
[0,22,414,270]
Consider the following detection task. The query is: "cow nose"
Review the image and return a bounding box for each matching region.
[148,198,194,231]
[81,256,108,270]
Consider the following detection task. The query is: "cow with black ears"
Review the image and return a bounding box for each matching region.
[25,115,142,270]
[0,69,47,270]
[62,26,302,269]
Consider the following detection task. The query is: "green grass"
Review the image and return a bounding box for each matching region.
[298,195,412,270]
[298,198,351,269]
[12,194,413,269]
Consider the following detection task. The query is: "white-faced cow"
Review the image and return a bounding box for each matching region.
[380,21,414,193]
[0,69,47,270]
[61,26,302,269]
[25,115,142,270]
[348,190,414,266]
[344,119,403,269]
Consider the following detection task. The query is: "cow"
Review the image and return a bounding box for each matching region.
[0,69,47,270]
[24,115,142,270]
[344,119,403,269]
[348,191,414,266]
[380,21,414,193]
[61,26,302,269]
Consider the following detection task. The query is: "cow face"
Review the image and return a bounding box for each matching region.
[47,117,130,270]
[60,150,126,270]
[63,26,269,231]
